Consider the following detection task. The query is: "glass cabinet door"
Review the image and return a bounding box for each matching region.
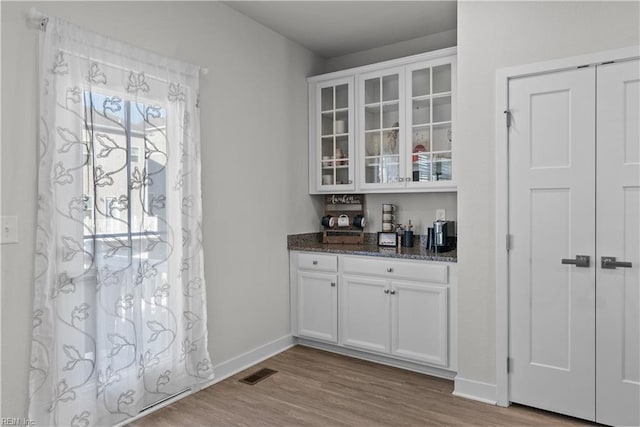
[407,60,454,185]
[360,68,405,188]
[318,78,354,190]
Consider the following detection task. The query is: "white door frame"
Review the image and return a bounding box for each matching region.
[494,45,640,408]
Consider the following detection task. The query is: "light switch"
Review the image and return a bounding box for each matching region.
[435,209,446,221]
[1,216,18,244]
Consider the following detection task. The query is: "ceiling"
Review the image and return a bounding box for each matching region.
[223,1,457,58]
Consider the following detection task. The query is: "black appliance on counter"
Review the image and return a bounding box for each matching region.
[426,220,456,252]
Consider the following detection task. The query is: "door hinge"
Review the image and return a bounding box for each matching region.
[507,357,512,373]
[506,234,512,251]
[504,110,511,128]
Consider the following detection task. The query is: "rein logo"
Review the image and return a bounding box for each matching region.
[1,419,35,426]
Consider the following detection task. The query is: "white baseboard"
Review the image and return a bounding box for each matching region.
[452,376,497,405]
[117,334,295,426]
[208,334,296,385]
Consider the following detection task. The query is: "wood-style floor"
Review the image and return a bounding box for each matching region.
[130,345,592,426]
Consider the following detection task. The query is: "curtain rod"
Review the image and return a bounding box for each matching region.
[26,7,209,76]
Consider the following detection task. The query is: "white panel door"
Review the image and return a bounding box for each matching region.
[341,275,390,353]
[596,59,640,427]
[297,271,338,343]
[508,67,597,420]
[391,281,448,366]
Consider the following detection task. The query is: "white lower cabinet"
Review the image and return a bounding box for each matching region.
[391,280,448,366]
[291,251,456,372]
[342,275,448,367]
[297,270,338,343]
[294,253,339,343]
[341,275,391,353]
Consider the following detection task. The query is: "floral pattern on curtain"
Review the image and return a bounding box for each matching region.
[29,16,213,426]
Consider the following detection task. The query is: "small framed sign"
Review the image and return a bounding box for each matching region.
[378,232,398,247]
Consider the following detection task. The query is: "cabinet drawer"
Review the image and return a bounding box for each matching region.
[342,256,448,284]
[298,253,338,272]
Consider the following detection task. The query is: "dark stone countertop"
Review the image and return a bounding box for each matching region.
[287,233,457,263]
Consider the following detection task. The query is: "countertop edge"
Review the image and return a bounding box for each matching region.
[287,233,457,263]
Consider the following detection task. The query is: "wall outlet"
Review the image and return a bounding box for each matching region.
[435,209,446,221]
[1,216,18,244]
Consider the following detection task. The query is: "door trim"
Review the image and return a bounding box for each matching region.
[494,45,640,408]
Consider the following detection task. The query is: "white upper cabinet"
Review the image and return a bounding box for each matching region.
[308,47,457,194]
[359,66,406,190]
[312,77,355,192]
[404,58,455,190]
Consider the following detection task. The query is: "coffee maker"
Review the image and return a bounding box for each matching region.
[427,220,455,252]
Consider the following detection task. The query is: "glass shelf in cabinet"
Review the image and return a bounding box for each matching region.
[412,151,430,165]
[410,94,432,103]
[364,156,381,167]
[432,150,452,156]
[321,107,349,114]
[322,166,350,171]
[431,91,452,98]
[364,99,400,107]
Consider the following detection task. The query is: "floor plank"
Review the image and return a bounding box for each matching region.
[129,346,593,426]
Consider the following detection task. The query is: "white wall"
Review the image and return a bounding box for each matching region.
[456,0,639,390]
[1,1,322,418]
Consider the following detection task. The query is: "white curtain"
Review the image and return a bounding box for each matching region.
[29,16,213,426]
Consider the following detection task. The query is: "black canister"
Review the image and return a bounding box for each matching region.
[426,227,434,250]
[402,230,414,247]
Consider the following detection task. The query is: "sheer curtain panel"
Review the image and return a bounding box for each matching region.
[29,15,212,426]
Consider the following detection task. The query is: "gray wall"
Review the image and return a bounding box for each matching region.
[1,1,322,417]
[323,29,457,73]
[456,0,639,388]
[4,0,638,419]
[362,193,457,236]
